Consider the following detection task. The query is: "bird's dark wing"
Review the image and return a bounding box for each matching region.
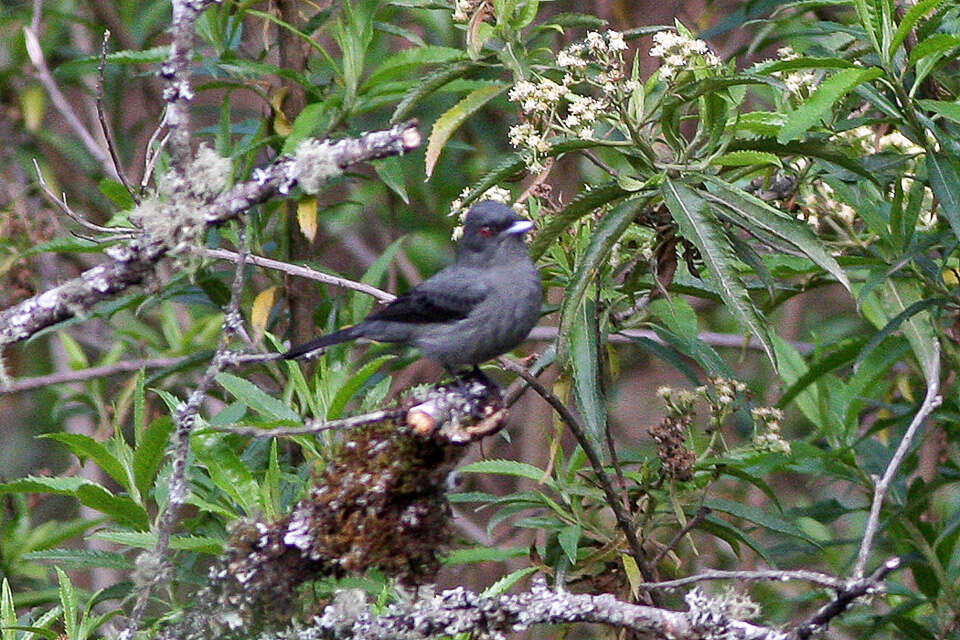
[366,269,489,324]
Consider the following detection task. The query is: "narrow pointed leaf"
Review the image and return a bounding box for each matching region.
[662,178,776,366]
[425,84,507,177]
[926,153,960,243]
[778,67,883,142]
[700,174,851,292]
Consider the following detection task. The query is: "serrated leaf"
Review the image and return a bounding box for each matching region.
[443,547,526,565]
[908,33,960,66]
[91,530,224,554]
[479,566,538,597]
[1,579,15,640]
[74,485,148,530]
[778,67,884,143]
[728,138,879,184]
[366,45,465,87]
[251,286,278,334]
[919,99,960,125]
[55,568,77,640]
[190,431,261,514]
[215,372,301,422]
[570,299,606,461]
[705,498,819,545]
[460,459,554,487]
[39,433,129,490]
[556,199,641,367]
[425,84,507,177]
[889,0,945,59]
[661,178,776,366]
[392,60,476,123]
[133,416,173,497]
[23,549,133,570]
[699,174,851,293]
[926,153,960,243]
[709,150,782,168]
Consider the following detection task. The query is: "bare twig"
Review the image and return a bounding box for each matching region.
[853,343,942,578]
[96,29,139,203]
[637,568,848,591]
[1,356,188,393]
[210,408,405,437]
[498,357,652,580]
[23,9,118,179]
[792,557,902,640]
[650,505,710,567]
[32,159,135,236]
[198,247,397,303]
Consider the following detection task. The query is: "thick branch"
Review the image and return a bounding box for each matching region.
[273,577,788,640]
[0,121,421,357]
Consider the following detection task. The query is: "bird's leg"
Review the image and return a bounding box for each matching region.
[470,364,494,388]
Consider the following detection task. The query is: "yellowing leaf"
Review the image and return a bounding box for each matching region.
[21,85,46,132]
[297,196,318,242]
[425,84,507,178]
[271,87,292,137]
[251,286,278,335]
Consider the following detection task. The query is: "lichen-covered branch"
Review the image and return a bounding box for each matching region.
[261,577,789,640]
[0,121,421,361]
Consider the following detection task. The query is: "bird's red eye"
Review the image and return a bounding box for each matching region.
[479,225,494,238]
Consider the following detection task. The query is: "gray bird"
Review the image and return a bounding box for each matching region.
[283,201,542,374]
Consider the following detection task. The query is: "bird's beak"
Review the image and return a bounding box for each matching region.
[504,219,534,235]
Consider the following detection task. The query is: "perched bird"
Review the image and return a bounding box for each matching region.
[283,201,542,373]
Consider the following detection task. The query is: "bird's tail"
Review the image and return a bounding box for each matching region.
[282,325,363,359]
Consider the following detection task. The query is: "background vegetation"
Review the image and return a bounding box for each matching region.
[0,0,958,638]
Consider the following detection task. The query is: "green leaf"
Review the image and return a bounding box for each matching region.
[889,0,945,59]
[326,355,394,420]
[281,100,337,154]
[556,199,641,366]
[919,99,960,126]
[570,299,606,460]
[618,333,702,386]
[926,153,960,243]
[98,179,136,210]
[23,550,134,571]
[778,67,884,143]
[558,524,581,565]
[92,530,224,554]
[661,178,775,366]
[215,372,301,423]
[353,236,405,321]
[908,33,960,66]
[365,45,465,87]
[443,547,526,565]
[1,579,15,640]
[773,336,825,429]
[709,150,782,168]
[133,416,174,498]
[190,431,261,515]
[74,485,149,530]
[39,433,129,490]
[699,174,851,293]
[728,138,880,184]
[372,155,409,204]
[853,296,946,372]
[705,498,820,545]
[876,280,940,383]
[55,568,77,640]
[460,459,554,487]
[479,566,538,597]
[776,338,866,410]
[391,60,476,123]
[648,297,699,342]
[425,84,508,177]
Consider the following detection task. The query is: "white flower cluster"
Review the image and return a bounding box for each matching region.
[508,78,567,116]
[452,0,479,23]
[770,47,818,97]
[649,30,721,82]
[751,407,790,455]
[558,30,636,96]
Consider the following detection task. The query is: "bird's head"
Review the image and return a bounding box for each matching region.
[459,201,534,259]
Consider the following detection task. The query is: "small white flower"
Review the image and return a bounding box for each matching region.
[606,30,628,51]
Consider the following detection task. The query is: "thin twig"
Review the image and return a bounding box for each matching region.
[853,343,941,578]
[32,159,136,236]
[210,408,405,438]
[1,357,187,393]
[637,568,848,591]
[22,9,117,179]
[792,557,902,640]
[650,505,710,567]
[96,29,139,204]
[498,357,653,580]
[198,247,397,303]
